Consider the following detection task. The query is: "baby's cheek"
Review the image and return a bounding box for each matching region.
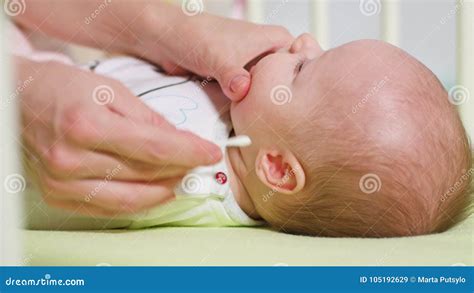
[232,76,287,131]
[230,101,251,133]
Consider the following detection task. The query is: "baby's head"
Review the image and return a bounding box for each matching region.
[230,35,472,237]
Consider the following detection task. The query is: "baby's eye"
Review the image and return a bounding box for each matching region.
[294,60,305,75]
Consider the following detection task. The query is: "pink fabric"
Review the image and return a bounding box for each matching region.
[232,0,246,20]
[8,22,73,65]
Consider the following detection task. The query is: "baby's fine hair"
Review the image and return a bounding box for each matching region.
[264,41,472,237]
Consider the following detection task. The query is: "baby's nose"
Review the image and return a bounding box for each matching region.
[290,33,323,59]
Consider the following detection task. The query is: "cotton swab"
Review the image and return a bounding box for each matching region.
[225,135,252,147]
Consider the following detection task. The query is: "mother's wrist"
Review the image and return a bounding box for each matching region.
[127,2,186,56]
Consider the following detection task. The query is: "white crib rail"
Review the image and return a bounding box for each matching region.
[246,0,264,23]
[311,0,329,49]
[382,0,400,45]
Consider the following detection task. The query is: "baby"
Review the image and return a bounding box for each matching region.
[93,34,471,237]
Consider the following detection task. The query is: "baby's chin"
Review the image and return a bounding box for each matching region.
[229,101,244,135]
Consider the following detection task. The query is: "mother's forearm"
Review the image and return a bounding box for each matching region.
[13,0,182,54]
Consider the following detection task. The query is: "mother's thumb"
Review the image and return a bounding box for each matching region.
[216,67,251,102]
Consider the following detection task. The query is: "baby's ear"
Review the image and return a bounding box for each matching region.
[255,148,305,194]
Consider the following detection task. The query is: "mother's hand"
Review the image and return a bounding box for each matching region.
[14,1,293,101]
[17,58,221,216]
[133,4,294,101]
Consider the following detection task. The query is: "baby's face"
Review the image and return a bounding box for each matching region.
[231,33,322,135]
[230,34,327,169]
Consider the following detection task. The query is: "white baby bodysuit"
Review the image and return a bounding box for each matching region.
[89,57,260,227]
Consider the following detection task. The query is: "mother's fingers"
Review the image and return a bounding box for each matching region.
[257,24,294,49]
[217,66,251,102]
[43,196,122,218]
[214,25,293,101]
[160,60,190,76]
[68,110,222,168]
[26,136,189,182]
[41,176,180,214]
[45,148,189,181]
[77,153,189,181]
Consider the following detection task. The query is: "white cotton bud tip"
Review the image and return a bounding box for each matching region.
[225,135,252,147]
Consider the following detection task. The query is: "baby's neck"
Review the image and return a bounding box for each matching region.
[225,148,260,219]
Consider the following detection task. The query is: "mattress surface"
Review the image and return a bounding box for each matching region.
[24,215,473,266]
